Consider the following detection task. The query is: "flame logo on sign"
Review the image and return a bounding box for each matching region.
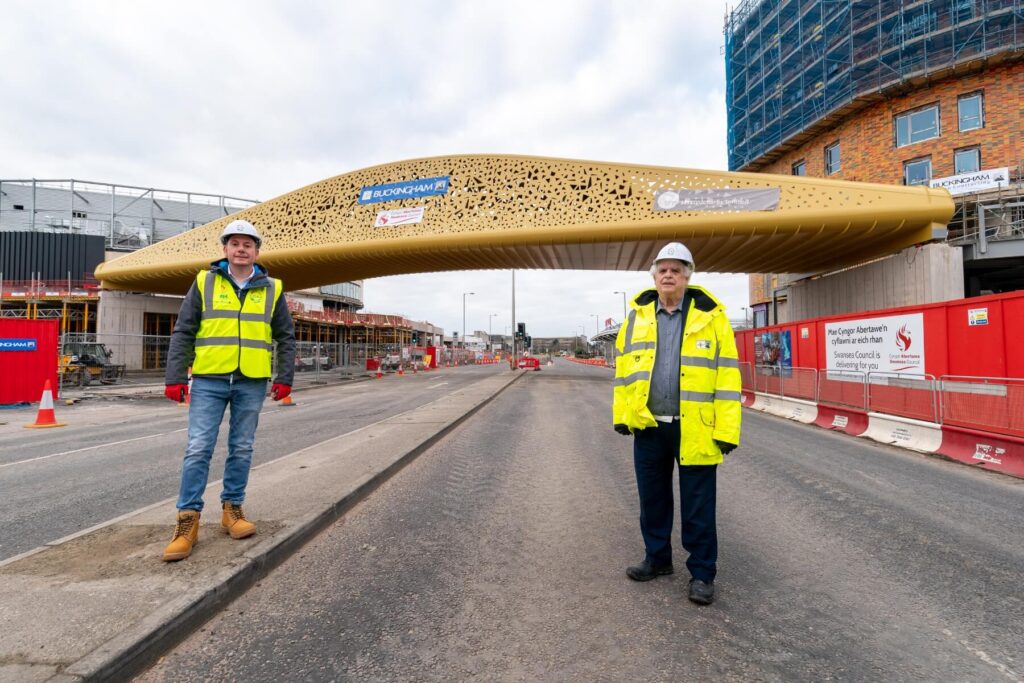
[895,325,912,352]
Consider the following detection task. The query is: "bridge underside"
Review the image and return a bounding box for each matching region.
[95,155,955,294]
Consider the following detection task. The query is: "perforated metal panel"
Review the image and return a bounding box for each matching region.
[95,154,954,294]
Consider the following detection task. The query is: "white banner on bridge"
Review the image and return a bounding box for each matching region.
[825,313,926,377]
[374,206,425,227]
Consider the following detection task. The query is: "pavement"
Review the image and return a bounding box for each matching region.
[0,369,523,683]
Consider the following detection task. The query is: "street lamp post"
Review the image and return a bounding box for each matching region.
[488,313,497,351]
[590,313,599,335]
[613,291,627,320]
[462,292,475,350]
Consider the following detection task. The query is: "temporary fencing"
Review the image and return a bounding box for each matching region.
[867,372,939,424]
[940,375,1024,439]
[743,364,1023,441]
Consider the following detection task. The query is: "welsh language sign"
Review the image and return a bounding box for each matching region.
[825,313,925,376]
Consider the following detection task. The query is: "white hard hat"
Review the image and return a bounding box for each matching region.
[653,242,694,269]
[220,219,262,248]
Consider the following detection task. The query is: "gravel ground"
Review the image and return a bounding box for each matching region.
[138,359,1024,682]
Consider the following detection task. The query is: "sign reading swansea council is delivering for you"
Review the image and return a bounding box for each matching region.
[358,176,450,205]
[825,313,926,377]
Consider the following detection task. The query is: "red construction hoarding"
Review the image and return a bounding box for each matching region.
[0,319,59,404]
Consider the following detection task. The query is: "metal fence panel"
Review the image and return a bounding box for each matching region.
[739,361,754,392]
[941,375,1024,439]
[817,369,867,411]
[867,372,938,423]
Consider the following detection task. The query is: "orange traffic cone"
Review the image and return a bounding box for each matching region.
[397,364,404,376]
[25,380,66,429]
[376,368,383,379]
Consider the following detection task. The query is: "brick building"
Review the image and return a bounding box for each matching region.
[726,0,1024,326]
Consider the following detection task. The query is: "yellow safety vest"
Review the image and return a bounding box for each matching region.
[193,270,282,378]
[612,286,742,465]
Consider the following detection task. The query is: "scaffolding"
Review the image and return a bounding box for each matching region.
[725,0,1024,171]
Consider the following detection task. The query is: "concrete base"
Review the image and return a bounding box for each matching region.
[0,371,522,682]
[863,413,942,453]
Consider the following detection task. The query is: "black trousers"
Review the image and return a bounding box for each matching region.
[633,420,718,582]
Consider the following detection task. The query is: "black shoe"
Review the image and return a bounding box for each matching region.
[688,578,715,605]
[626,559,674,582]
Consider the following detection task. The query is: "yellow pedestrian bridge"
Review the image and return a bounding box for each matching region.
[95,154,955,294]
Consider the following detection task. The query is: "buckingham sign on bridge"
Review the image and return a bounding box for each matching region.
[358,176,450,205]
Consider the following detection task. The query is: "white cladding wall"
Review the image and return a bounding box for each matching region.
[0,183,252,245]
[96,290,184,370]
[784,243,964,322]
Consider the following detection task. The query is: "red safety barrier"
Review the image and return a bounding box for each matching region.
[814,404,868,436]
[937,426,1024,479]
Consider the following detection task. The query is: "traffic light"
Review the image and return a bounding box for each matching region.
[525,335,532,349]
[516,322,526,339]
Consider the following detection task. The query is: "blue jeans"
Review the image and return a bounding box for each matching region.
[633,420,718,582]
[176,376,267,511]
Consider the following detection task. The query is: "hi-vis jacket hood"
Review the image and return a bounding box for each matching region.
[612,285,742,465]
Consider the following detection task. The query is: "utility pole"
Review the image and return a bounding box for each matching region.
[462,291,475,350]
[511,270,516,366]
[613,291,628,320]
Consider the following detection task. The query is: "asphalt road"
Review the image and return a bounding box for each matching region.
[138,358,1024,682]
[0,365,503,561]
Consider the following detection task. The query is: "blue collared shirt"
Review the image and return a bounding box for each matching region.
[646,295,690,417]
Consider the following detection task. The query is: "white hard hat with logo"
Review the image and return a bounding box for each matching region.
[220,219,262,248]
[653,242,694,269]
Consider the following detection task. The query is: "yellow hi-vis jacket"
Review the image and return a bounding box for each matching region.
[192,269,282,378]
[613,286,742,465]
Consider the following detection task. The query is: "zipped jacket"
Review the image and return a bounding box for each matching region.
[165,260,296,385]
[613,286,742,465]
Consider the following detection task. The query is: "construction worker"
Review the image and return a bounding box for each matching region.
[612,242,742,605]
[162,219,296,561]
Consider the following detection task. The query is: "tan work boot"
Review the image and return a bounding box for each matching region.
[221,502,256,539]
[162,510,200,562]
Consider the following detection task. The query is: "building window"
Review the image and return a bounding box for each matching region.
[954,147,981,174]
[903,157,932,186]
[71,210,86,219]
[13,204,25,210]
[792,160,806,176]
[824,142,841,175]
[958,92,983,132]
[895,105,940,147]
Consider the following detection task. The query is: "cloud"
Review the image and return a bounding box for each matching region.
[0,0,746,336]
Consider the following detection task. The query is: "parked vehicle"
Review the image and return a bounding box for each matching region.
[294,345,333,372]
[59,342,126,386]
[517,356,541,371]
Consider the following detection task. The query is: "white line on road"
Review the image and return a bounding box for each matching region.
[0,429,189,469]
[0,380,466,470]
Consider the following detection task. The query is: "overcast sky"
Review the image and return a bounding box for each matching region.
[0,1,748,337]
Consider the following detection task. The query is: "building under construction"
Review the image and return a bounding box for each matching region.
[726,0,1024,324]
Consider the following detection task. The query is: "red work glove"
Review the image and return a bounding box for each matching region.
[271,383,291,401]
[165,384,189,403]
